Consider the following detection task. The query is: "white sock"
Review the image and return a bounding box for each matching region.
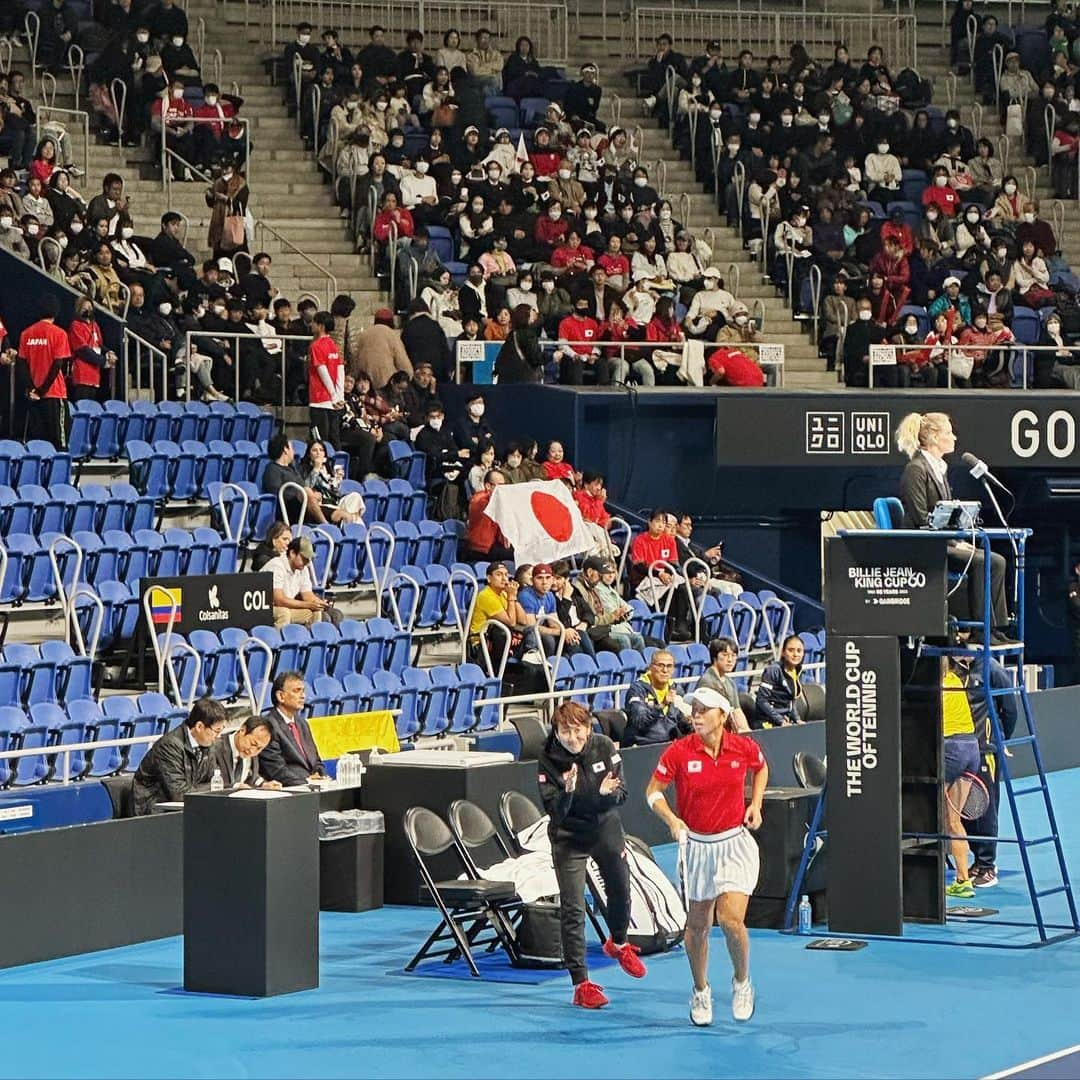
[734,975,750,988]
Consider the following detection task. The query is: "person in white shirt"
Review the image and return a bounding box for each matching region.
[399,162,439,225]
[684,267,735,337]
[212,715,282,789]
[268,536,330,629]
[864,139,902,204]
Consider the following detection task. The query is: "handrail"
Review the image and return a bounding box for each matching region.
[0,37,12,76]
[238,634,274,714]
[533,612,566,700]
[760,595,793,658]
[387,219,399,313]
[278,480,309,533]
[47,533,82,623]
[165,638,203,710]
[447,568,480,662]
[24,11,40,87]
[607,515,633,586]
[733,160,746,238]
[41,71,56,109]
[643,557,680,616]
[109,77,127,149]
[809,263,822,348]
[364,522,396,603]
[216,480,248,543]
[123,327,167,402]
[682,556,711,643]
[478,617,511,681]
[69,583,104,662]
[303,523,337,591]
[254,218,337,310]
[67,44,84,111]
[384,569,421,634]
[5,734,161,786]
[195,16,207,70]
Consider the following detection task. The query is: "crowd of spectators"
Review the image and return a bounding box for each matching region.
[280,21,769,388]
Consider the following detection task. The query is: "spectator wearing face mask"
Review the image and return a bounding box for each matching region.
[558,297,602,384]
[534,199,570,258]
[864,137,902,204]
[842,296,891,387]
[454,391,495,464]
[549,164,587,217]
[528,126,562,176]
[1036,312,1079,388]
[959,306,1015,386]
[152,80,196,182]
[67,298,117,403]
[506,269,538,313]
[1016,200,1057,256]
[891,312,944,387]
[205,164,249,259]
[955,205,992,264]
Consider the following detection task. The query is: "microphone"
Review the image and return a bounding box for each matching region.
[961,452,1010,494]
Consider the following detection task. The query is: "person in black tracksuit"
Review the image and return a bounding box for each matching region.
[537,701,646,1009]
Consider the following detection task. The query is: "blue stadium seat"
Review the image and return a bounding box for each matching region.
[68,400,100,460]
[96,696,137,776]
[125,440,171,499]
[0,705,24,786]
[38,700,90,780]
[340,672,374,714]
[10,705,51,785]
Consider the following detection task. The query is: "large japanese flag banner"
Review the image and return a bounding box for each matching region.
[483,480,592,564]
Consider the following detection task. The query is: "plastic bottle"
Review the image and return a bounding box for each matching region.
[210,769,224,793]
[341,754,354,787]
[797,894,812,935]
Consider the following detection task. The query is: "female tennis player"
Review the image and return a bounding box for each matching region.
[537,701,647,1009]
[645,687,767,1026]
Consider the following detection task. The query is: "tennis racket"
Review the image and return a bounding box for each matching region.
[945,771,991,821]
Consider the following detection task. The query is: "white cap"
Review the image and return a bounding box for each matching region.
[702,266,721,279]
[687,687,733,713]
[217,256,235,275]
[943,275,961,287]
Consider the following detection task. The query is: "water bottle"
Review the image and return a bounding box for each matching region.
[369,747,381,765]
[797,894,812,935]
[210,768,224,793]
[341,754,355,787]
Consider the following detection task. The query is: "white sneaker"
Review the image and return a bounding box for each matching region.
[689,984,713,1027]
[731,977,754,1022]
[643,94,657,111]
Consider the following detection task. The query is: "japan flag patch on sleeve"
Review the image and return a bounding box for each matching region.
[688,760,703,773]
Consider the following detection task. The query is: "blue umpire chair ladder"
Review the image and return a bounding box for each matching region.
[784,526,1080,946]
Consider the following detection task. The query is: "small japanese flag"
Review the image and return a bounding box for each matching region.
[516,131,529,165]
[483,480,592,564]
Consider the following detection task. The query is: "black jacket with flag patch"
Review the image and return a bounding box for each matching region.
[537,730,627,844]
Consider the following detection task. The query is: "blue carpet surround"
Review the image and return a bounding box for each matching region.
[4,770,1080,1079]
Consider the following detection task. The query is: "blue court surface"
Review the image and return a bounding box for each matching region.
[6,772,1080,1079]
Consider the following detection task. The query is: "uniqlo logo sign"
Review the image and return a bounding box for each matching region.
[851,412,890,454]
[806,412,845,454]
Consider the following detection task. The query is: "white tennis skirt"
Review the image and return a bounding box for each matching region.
[680,826,761,903]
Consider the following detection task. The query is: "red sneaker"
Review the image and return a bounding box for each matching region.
[603,938,647,979]
[572,980,609,1009]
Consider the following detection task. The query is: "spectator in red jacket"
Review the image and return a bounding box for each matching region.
[535,200,570,256]
[628,507,680,588]
[551,230,595,279]
[645,296,686,384]
[462,467,514,561]
[878,206,914,255]
[542,440,576,484]
[557,297,601,384]
[869,237,911,323]
[922,166,961,217]
[575,470,611,528]
[706,346,766,387]
[372,192,415,244]
[151,80,195,182]
[528,126,563,177]
[193,83,239,168]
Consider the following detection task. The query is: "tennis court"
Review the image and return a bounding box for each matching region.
[5,769,1080,1079]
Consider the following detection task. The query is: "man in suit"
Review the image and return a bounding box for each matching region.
[897,411,1010,639]
[213,714,282,789]
[259,670,328,786]
[132,697,226,815]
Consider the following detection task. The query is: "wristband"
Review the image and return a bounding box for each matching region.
[646,790,665,808]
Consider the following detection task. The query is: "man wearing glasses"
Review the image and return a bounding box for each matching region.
[623,650,693,747]
[132,697,228,815]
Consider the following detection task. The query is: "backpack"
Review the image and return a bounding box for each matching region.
[587,835,686,954]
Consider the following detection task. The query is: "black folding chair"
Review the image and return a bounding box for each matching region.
[792,751,827,791]
[509,715,548,760]
[403,806,521,977]
[499,789,543,855]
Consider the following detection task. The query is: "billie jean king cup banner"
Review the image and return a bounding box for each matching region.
[483,480,593,564]
[826,534,948,638]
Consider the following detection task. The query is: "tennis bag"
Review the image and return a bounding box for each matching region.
[515,901,564,968]
[587,835,686,955]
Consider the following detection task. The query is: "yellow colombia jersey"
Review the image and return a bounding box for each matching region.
[942,670,976,738]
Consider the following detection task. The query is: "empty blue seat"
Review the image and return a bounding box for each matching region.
[340,672,374,714]
[125,440,171,499]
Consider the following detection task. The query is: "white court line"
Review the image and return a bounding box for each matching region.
[983,1044,1080,1079]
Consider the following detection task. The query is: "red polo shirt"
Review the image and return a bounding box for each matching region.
[630,531,678,568]
[308,334,342,406]
[574,488,610,528]
[19,319,70,399]
[464,488,508,554]
[68,318,104,388]
[653,732,765,834]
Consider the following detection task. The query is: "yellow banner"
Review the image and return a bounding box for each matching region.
[307,711,400,759]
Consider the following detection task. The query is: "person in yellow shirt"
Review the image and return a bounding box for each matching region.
[468,561,528,665]
[942,657,981,900]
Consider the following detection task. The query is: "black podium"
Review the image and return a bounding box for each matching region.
[823,532,949,936]
[183,791,320,996]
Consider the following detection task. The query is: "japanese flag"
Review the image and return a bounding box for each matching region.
[516,131,529,166]
[483,480,592,564]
